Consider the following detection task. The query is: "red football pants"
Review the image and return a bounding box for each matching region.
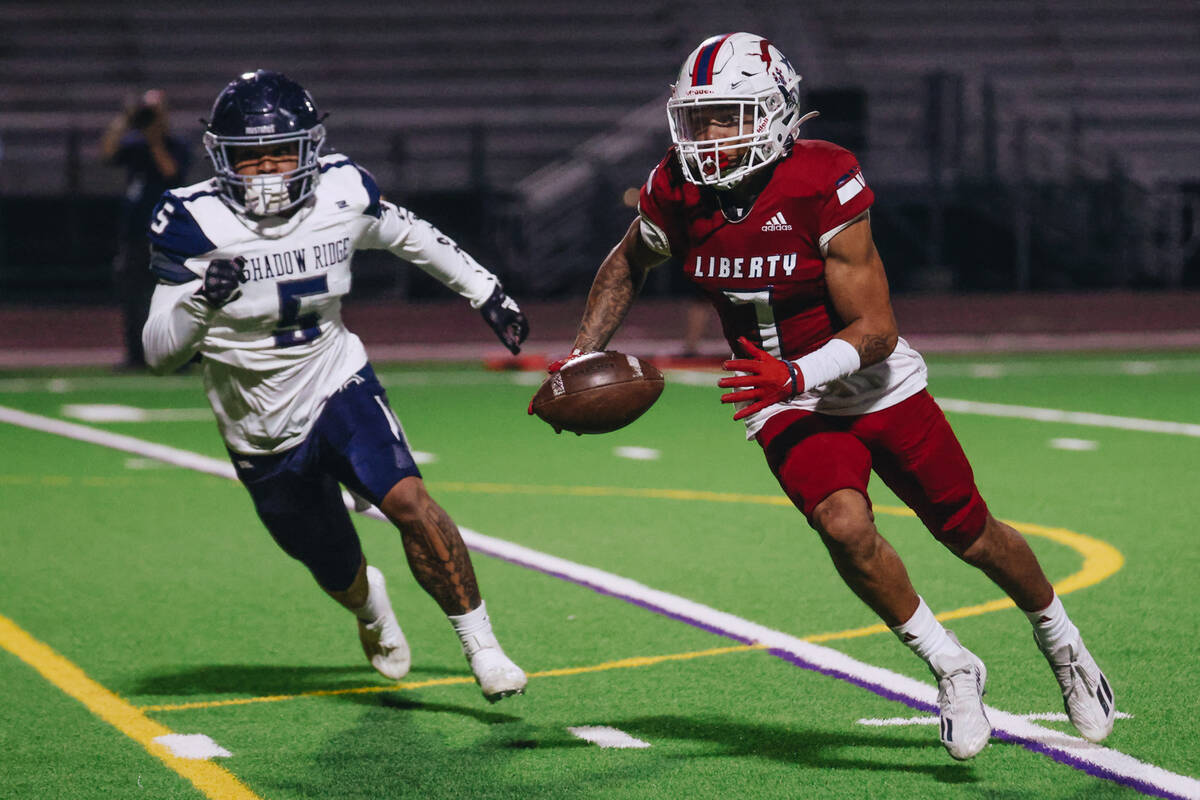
[755,389,989,549]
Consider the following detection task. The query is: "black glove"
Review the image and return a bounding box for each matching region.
[479,283,529,355]
[198,257,245,308]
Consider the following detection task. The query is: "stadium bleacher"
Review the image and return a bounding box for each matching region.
[794,0,1200,186]
[0,1,684,195]
[0,1,1195,291]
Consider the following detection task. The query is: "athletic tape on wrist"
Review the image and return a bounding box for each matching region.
[790,338,861,391]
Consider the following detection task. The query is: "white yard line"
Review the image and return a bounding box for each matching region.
[2,354,1196,396]
[928,358,1200,378]
[858,711,1134,726]
[936,398,1200,438]
[2,404,1197,799]
[152,734,233,760]
[567,726,651,749]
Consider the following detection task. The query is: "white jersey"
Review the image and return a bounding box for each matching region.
[143,154,498,455]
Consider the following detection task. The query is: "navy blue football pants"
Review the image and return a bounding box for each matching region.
[229,363,423,592]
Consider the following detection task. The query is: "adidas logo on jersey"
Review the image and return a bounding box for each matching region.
[762,211,792,231]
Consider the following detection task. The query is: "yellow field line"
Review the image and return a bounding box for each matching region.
[141,643,768,712]
[138,483,1124,715]
[801,514,1125,641]
[428,482,1126,641]
[0,613,262,800]
[6,474,1126,787]
[429,481,798,506]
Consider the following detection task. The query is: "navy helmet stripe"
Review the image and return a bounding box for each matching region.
[691,34,732,86]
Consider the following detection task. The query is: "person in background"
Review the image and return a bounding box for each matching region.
[678,294,713,358]
[101,89,191,369]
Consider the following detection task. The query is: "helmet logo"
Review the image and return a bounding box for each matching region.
[756,40,773,67]
[773,68,797,108]
[245,124,274,135]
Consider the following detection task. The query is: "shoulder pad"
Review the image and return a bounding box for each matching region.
[147,189,217,281]
[318,155,381,218]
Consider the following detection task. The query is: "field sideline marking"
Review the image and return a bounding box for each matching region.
[458,525,1194,800]
[936,398,1200,437]
[859,711,1135,727]
[2,355,1198,395]
[0,615,262,799]
[3,405,1194,800]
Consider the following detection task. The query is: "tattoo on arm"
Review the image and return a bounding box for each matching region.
[574,259,645,352]
[398,500,481,615]
[857,333,894,365]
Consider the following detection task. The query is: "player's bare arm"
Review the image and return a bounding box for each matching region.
[572,218,668,352]
[823,216,899,366]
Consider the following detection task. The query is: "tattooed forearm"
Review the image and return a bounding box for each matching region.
[856,333,896,366]
[398,500,481,615]
[574,257,646,352]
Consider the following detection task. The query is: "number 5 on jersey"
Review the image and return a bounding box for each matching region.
[274,276,328,347]
[150,202,175,235]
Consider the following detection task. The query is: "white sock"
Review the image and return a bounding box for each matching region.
[350,566,389,623]
[891,597,958,662]
[1024,593,1079,651]
[448,600,499,658]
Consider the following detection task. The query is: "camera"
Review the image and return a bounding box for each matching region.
[129,104,158,130]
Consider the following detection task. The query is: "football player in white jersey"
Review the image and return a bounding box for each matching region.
[142,70,528,702]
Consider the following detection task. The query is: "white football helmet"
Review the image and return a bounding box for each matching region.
[667,32,816,189]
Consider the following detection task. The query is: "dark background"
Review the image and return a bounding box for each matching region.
[1,0,1197,308]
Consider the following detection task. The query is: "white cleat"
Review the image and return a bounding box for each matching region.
[928,633,991,760]
[1040,634,1115,743]
[469,645,527,703]
[357,566,411,681]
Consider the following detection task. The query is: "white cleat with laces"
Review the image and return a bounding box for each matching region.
[357,566,411,681]
[449,600,527,703]
[928,633,992,760]
[1040,634,1115,743]
[468,644,527,703]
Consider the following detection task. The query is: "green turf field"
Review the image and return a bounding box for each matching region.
[2,352,1198,799]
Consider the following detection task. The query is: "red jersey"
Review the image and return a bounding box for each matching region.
[639,139,874,359]
[638,141,927,432]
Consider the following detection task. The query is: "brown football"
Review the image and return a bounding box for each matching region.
[531,351,664,434]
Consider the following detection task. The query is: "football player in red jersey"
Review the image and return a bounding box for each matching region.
[535,32,1115,759]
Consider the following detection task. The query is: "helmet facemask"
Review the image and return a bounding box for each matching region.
[204,124,325,217]
[668,91,791,189]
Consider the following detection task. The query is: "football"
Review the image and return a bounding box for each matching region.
[531,351,664,434]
